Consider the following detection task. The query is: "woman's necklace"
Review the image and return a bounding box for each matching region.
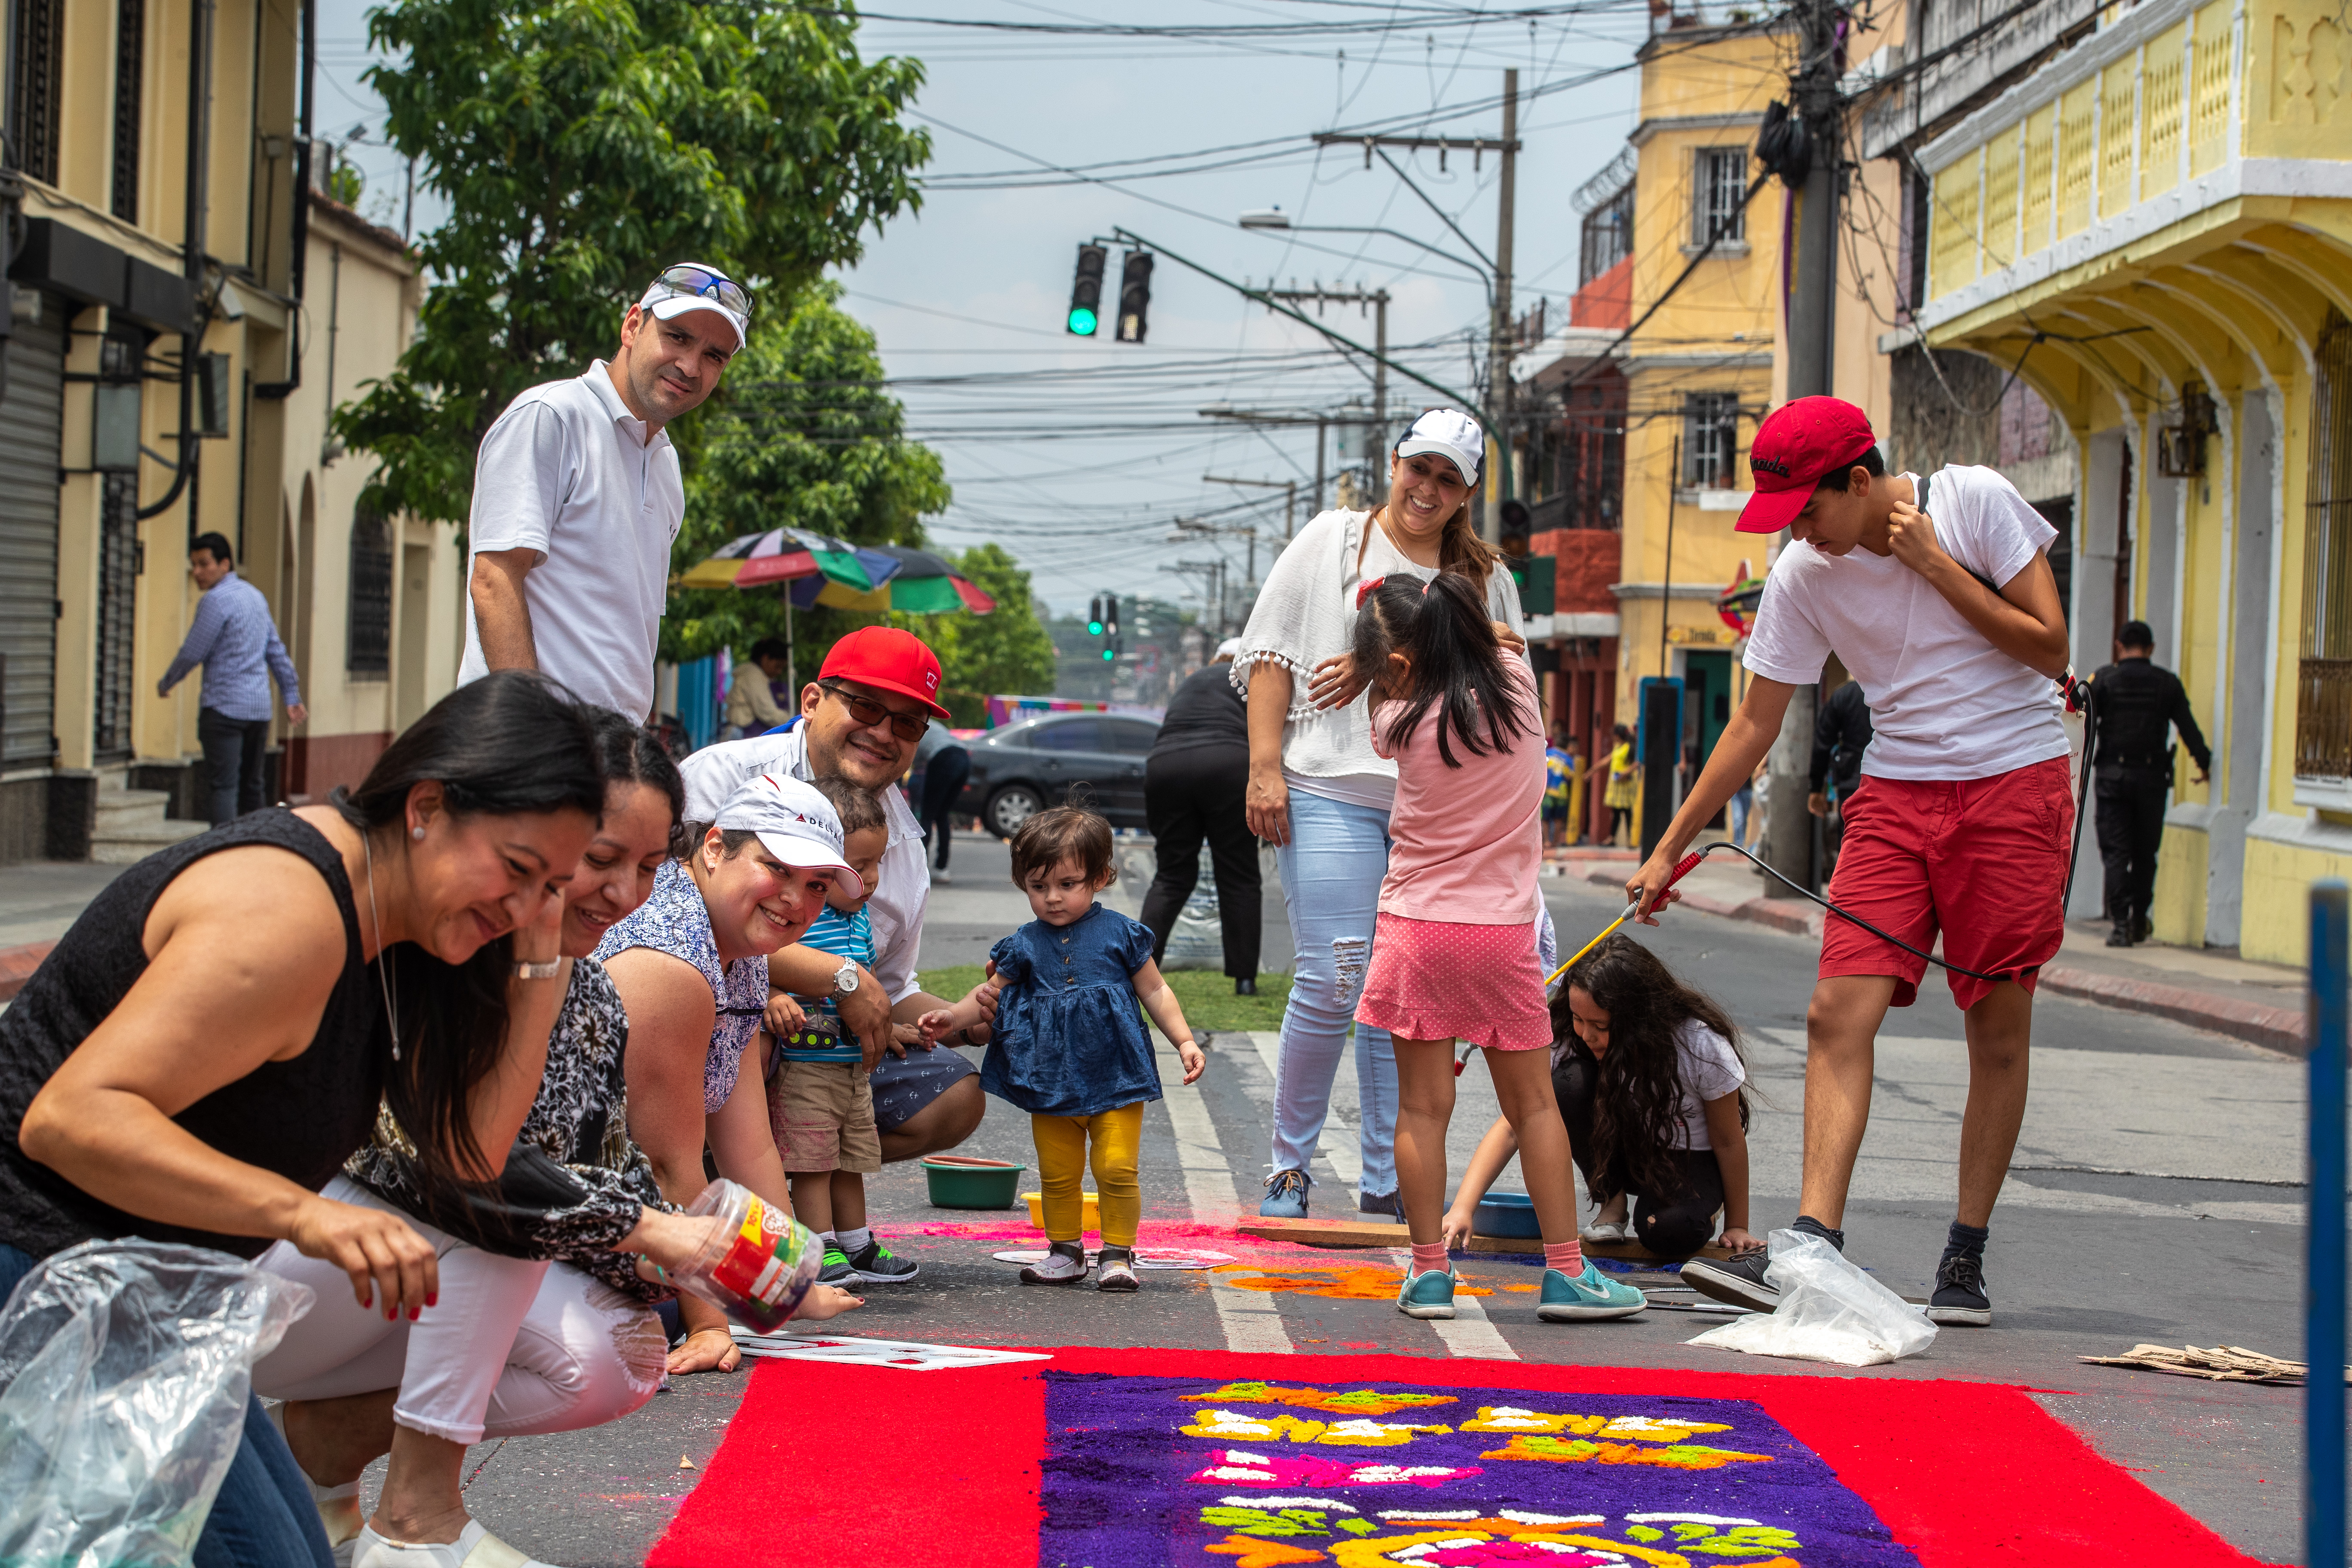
[361,831,402,1062]
[1370,502,1439,568]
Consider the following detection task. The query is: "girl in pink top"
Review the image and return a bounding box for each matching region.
[1351,573,1647,1325]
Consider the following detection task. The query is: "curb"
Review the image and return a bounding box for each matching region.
[1574,865,2306,1055]
[0,941,55,1004]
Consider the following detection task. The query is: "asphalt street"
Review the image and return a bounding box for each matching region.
[431,831,2306,1566]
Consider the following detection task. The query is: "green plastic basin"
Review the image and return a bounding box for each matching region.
[921,1155,1027,1210]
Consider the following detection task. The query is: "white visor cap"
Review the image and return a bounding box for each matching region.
[713,772,863,898]
[639,265,749,352]
[1394,407,1485,487]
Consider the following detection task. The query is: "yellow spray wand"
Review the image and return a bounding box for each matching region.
[1546,848,1706,988]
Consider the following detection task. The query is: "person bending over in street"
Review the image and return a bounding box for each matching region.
[1629,397,2074,1330]
[1140,638,1262,995]
[158,531,306,826]
[463,263,748,721]
[2089,621,2210,947]
[767,778,922,1287]
[680,628,993,1166]
[1441,934,1758,1263]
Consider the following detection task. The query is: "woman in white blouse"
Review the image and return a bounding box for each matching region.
[1231,409,1527,1220]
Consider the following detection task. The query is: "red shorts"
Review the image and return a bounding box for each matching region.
[1819,755,2074,1011]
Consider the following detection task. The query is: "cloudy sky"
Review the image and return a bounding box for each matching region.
[312,1,1657,620]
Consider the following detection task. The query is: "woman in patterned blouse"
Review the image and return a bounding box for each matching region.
[254,712,857,1565]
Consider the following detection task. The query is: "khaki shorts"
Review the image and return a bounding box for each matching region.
[767,1058,881,1174]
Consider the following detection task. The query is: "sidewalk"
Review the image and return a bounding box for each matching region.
[0,863,122,1002]
[1568,852,2307,1054]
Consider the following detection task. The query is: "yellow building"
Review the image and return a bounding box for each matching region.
[1,0,456,861]
[1872,0,2352,963]
[1609,18,1794,769]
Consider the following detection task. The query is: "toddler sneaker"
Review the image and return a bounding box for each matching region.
[1020,1240,1090,1286]
[1536,1261,1648,1321]
[1259,1169,1311,1219]
[1096,1247,1141,1292]
[352,1521,556,1568]
[844,1235,920,1284]
[1396,1268,1457,1320]
[817,1243,858,1286]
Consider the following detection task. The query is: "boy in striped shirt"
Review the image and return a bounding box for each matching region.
[767,780,920,1284]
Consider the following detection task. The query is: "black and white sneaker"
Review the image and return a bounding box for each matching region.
[1020,1242,1090,1286]
[1926,1252,1992,1326]
[844,1236,920,1284]
[1680,1249,1780,1311]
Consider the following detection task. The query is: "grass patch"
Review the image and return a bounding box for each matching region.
[919,965,1291,1036]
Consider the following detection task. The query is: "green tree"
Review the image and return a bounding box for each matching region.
[337,0,929,524]
[663,282,949,672]
[924,543,1056,724]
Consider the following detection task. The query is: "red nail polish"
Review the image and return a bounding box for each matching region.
[426,1293,438,1308]
[409,1307,420,1321]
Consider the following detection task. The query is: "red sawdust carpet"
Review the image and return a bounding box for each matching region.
[644,1349,2274,1567]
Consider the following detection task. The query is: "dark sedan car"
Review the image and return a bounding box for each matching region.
[958,712,1161,837]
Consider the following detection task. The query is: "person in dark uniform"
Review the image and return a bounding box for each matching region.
[2089,621,2210,946]
[1807,677,1873,872]
[1141,640,1263,994]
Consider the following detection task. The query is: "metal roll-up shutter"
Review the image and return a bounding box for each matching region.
[0,305,64,768]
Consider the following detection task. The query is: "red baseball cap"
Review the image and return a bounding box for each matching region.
[1736,396,1879,535]
[818,625,951,720]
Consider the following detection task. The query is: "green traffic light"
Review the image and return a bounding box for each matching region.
[1068,307,1098,336]
[1087,619,1103,634]
[1102,648,1116,661]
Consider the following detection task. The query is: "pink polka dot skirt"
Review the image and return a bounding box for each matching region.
[1354,911,1553,1051]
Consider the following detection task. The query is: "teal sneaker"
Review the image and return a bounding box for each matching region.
[1396,1268,1458,1320]
[1536,1261,1648,1321]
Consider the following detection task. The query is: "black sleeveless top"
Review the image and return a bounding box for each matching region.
[0,808,388,1259]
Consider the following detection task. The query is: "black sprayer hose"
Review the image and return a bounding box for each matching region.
[1682,683,2094,989]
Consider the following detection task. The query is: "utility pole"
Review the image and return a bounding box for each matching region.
[1176,515,1260,596]
[1762,0,1845,895]
[1262,285,1388,478]
[1198,405,1340,516]
[1490,68,1518,545]
[1166,559,1228,639]
[1200,476,1296,545]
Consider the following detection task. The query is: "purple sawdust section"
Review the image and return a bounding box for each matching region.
[1039,1371,1923,1568]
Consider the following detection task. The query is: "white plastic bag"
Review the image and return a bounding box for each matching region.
[1686,1230,1936,1367]
[0,1239,315,1567]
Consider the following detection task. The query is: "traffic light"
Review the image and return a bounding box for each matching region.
[1068,244,1106,336]
[1086,592,1106,636]
[1113,251,1153,343]
[1099,591,1121,660]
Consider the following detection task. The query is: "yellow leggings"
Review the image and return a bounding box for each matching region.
[1031,1103,1145,1247]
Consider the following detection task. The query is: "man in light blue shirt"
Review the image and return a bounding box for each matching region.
[158,533,306,825]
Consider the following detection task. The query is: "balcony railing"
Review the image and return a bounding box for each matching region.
[1910,0,2344,326]
[2296,658,2352,780]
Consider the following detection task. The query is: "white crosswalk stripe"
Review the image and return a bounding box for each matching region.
[1387,1249,1519,1361]
[1162,1064,1294,1354]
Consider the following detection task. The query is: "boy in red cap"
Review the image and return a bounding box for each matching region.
[1627,395,2072,1328]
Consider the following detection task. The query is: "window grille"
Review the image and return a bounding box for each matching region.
[348,509,393,675]
[2297,309,2352,779]
[1683,393,1742,489]
[1693,147,1748,246]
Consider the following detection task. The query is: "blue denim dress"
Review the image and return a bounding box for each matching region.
[981,903,1162,1117]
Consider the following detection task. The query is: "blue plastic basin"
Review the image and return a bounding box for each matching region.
[1472,1189,1544,1240]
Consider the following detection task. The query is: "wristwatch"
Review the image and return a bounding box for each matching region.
[831,959,861,995]
[514,959,561,980]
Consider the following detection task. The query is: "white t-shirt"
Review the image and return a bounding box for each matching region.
[1549,1019,1746,1149]
[458,361,683,721]
[1742,465,2067,781]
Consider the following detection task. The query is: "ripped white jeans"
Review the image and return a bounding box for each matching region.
[1269,786,1400,1201]
[251,1176,667,1446]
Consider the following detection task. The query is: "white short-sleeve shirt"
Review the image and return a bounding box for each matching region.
[1741,464,2067,781]
[1549,1019,1746,1150]
[458,361,683,720]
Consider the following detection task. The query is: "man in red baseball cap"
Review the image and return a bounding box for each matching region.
[680,625,989,1181]
[1625,395,2074,1330]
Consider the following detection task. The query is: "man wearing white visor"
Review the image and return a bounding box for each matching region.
[461,262,753,720]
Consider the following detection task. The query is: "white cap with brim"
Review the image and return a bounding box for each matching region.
[1394,407,1485,486]
[640,272,748,352]
[714,772,863,898]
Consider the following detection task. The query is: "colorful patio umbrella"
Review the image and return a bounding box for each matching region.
[810,545,986,614]
[674,528,818,591]
[680,530,992,614]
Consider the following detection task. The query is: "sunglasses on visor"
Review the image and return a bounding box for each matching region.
[647,264,753,321]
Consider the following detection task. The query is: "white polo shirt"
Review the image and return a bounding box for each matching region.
[458,361,682,720]
[679,728,932,1006]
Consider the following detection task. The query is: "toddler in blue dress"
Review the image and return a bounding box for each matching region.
[920,805,1205,1290]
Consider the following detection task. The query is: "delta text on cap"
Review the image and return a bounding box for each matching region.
[713,772,864,898]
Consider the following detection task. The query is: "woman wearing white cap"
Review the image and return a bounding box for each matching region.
[594,772,872,1361]
[1232,409,1528,1220]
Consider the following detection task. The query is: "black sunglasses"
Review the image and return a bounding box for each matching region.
[823,682,928,743]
